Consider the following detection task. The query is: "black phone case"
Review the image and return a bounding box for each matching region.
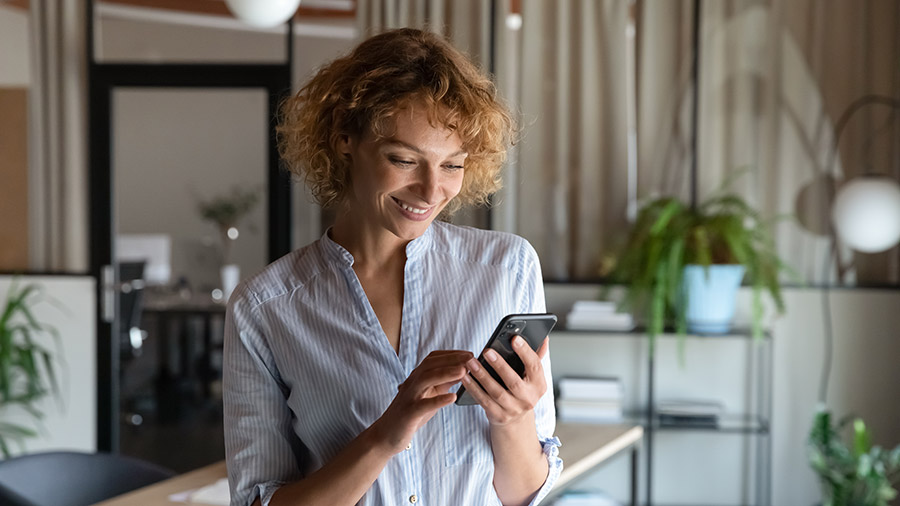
[455,313,557,406]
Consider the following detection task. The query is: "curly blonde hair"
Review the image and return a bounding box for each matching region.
[277,28,516,215]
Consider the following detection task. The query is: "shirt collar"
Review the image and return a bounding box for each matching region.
[320,224,435,266]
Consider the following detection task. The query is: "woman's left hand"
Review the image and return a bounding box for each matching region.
[461,336,549,426]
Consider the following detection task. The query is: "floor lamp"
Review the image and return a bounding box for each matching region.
[819,94,900,404]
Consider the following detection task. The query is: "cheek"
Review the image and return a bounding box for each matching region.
[448,172,465,197]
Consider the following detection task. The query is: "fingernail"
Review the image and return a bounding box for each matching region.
[461,374,471,383]
[467,358,481,371]
[513,336,524,348]
[485,350,498,362]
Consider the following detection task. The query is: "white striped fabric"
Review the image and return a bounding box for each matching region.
[223,221,563,506]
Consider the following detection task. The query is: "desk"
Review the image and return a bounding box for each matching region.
[92,460,227,506]
[95,423,641,505]
[552,422,643,504]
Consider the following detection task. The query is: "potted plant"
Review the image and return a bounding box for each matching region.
[808,406,900,506]
[197,186,261,301]
[0,282,61,457]
[608,179,789,347]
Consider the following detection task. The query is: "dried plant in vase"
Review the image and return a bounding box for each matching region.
[197,186,261,265]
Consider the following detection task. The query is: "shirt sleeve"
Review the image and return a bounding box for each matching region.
[224,286,305,506]
[515,240,564,505]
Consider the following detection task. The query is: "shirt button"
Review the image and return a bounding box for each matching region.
[406,443,412,450]
[409,494,418,503]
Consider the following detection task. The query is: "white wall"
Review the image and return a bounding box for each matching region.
[545,285,900,506]
[0,6,30,87]
[0,276,96,457]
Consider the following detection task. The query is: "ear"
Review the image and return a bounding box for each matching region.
[338,134,353,157]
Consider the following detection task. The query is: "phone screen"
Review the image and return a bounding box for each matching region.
[455,313,557,406]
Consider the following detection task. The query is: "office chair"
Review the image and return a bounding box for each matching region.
[0,451,175,506]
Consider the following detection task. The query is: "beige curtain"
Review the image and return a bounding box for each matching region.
[517,0,900,284]
[688,1,900,285]
[28,0,89,272]
[516,0,630,280]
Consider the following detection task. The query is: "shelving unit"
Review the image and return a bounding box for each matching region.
[554,328,772,506]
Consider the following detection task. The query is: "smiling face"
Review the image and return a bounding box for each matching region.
[338,102,467,244]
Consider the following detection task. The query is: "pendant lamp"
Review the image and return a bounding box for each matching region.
[224,0,301,28]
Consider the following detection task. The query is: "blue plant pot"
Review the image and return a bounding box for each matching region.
[683,264,746,335]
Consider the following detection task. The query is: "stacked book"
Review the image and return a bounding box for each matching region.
[565,300,635,331]
[552,490,621,506]
[656,398,724,428]
[556,376,624,423]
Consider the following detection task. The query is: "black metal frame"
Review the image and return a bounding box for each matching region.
[87,2,293,452]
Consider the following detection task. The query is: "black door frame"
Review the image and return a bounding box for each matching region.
[88,3,294,452]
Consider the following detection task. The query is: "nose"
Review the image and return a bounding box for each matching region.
[415,164,442,204]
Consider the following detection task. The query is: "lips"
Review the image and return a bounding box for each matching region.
[392,196,435,221]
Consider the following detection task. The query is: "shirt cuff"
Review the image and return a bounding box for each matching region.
[257,480,287,506]
[529,435,564,506]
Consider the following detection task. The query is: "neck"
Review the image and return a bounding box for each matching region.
[330,212,411,272]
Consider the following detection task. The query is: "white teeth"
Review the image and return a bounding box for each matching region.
[398,200,428,214]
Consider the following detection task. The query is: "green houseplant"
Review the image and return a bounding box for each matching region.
[0,282,62,457]
[808,406,900,506]
[608,180,789,348]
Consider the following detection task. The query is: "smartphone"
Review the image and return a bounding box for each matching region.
[456,313,557,406]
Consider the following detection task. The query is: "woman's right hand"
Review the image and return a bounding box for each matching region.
[370,350,473,454]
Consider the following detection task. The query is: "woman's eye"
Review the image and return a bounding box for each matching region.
[444,164,464,171]
[389,157,416,167]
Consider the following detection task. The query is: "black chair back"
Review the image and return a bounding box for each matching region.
[0,451,175,506]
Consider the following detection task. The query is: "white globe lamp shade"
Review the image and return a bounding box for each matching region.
[224,0,301,28]
[832,175,900,253]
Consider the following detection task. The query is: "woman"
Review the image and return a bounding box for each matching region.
[224,28,562,506]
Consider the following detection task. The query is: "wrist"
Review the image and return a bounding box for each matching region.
[363,419,406,457]
[489,410,535,433]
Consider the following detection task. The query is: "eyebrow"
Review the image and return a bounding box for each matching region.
[384,140,467,158]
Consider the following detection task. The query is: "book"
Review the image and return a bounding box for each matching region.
[552,490,621,506]
[656,399,724,417]
[565,312,635,331]
[558,376,624,401]
[570,300,618,313]
[557,398,623,423]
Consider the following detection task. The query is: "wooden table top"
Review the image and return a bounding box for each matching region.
[555,422,644,491]
[94,422,642,505]
[92,460,227,506]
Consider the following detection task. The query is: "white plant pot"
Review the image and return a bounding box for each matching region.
[220,264,240,303]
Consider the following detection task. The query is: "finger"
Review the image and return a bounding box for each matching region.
[466,356,515,408]
[411,392,457,418]
[407,365,467,394]
[425,349,474,359]
[459,374,502,414]
[416,351,474,371]
[536,337,550,360]
[483,347,529,399]
[511,335,546,378]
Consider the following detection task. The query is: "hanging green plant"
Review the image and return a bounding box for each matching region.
[0,282,63,457]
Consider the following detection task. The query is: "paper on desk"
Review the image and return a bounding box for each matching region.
[168,478,231,505]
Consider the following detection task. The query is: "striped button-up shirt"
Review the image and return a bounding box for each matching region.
[224,221,563,506]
